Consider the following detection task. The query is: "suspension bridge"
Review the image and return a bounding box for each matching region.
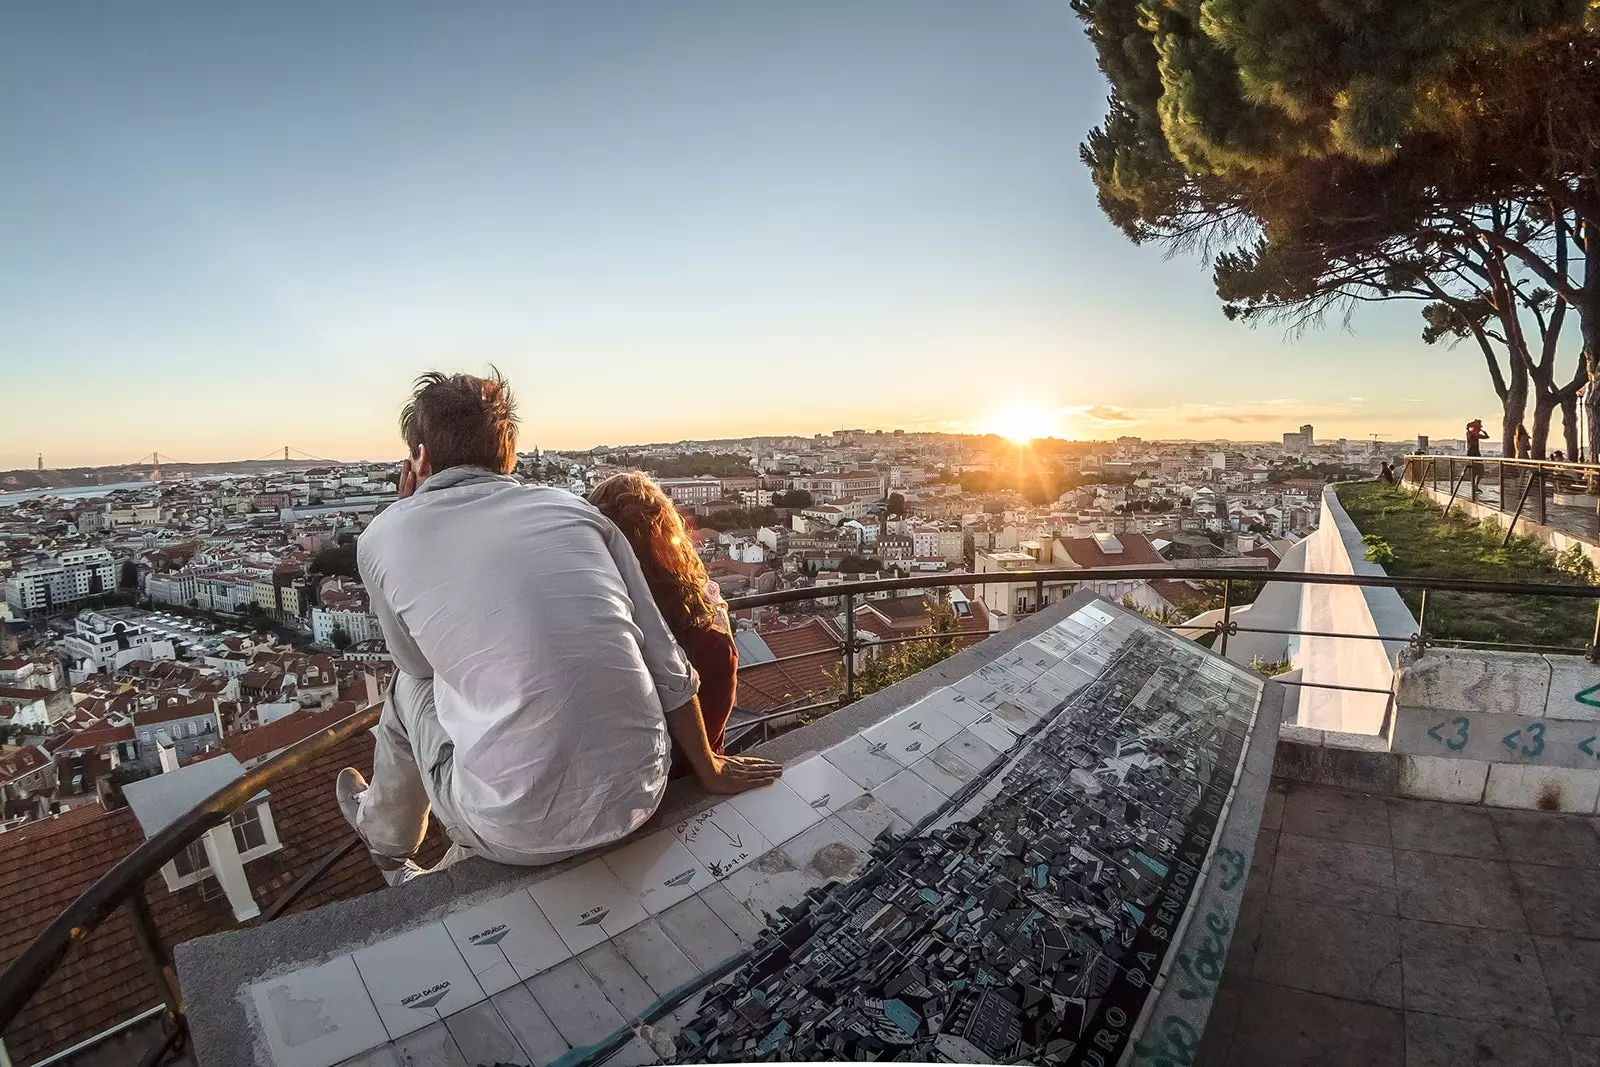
[119,446,344,479]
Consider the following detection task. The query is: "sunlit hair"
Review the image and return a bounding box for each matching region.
[589,472,717,638]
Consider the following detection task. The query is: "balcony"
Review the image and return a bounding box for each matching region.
[5,551,1600,1067]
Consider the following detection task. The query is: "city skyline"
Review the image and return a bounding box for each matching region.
[3,1,1500,469]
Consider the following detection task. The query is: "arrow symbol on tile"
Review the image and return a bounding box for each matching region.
[1580,736,1597,758]
[1578,684,1600,708]
[714,823,742,848]
[1501,729,1522,751]
[1427,722,1448,744]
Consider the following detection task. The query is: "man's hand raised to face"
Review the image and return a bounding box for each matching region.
[397,444,429,500]
[696,753,783,795]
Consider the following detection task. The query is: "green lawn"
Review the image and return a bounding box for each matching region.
[1332,481,1596,650]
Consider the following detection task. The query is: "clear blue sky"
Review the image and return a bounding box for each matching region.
[1,1,1497,468]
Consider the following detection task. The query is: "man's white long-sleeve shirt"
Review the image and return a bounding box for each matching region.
[356,466,699,858]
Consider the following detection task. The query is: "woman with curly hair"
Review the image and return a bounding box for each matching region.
[590,472,777,782]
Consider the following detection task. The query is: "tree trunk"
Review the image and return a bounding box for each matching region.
[1530,391,1556,460]
[1503,353,1530,459]
[1562,392,1581,461]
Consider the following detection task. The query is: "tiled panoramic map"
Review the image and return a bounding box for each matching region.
[618,605,1264,1066]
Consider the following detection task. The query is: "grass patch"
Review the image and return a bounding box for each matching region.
[1332,481,1596,650]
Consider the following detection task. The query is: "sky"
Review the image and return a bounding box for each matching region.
[0,1,1507,469]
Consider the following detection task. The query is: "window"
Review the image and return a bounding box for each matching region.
[173,838,208,877]
[232,803,267,853]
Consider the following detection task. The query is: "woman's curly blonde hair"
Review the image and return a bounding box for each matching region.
[589,472,717,638]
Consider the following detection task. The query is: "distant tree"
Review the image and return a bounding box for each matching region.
[329,625,353,652]
[772,489,814,509]
[106,763,155,808]
[886,493,906,517]
[837,556,884,574]
[845,600,963,700]
[313,543,359,578]
[118,561,139,589]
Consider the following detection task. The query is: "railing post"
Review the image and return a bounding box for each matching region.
[126,886,183,1020]
[1219,579,1232,658]
[1498,460,1505,509]
[1416,588,1429,658]
[1537,468,1547,526]
[842,591,855,702]
[1590,599,1600,663]
[1034,576,1045,614]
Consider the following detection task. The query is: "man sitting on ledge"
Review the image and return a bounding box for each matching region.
[338,368,781,884]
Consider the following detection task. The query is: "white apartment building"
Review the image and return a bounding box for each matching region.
[3,548,118,615]
[936,528,966,563]
[657,478,723,506]
[147,571,199,607]
[61,610,174,678]
[910,525,940,559]
[311,606,382,646]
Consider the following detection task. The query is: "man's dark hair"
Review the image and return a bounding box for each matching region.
[399,368,518,474]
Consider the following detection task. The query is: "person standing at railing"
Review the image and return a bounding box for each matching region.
[1465,417,1489,493]
[337,369,780,885]
[590,473,737,776]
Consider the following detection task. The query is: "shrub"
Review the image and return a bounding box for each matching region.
[1362,534,1396,567]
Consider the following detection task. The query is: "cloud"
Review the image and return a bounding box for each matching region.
[1075,404,1139,423]
[1349,396,1365,402]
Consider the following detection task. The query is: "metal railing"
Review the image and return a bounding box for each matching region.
[7,563,1600,1065]
[1402,453,1600,544]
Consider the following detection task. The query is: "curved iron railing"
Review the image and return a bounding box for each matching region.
[6,562,1600,1064]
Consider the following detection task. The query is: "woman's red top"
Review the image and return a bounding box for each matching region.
[670,623,737,775]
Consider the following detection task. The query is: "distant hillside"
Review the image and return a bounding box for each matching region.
[0,459,364,492]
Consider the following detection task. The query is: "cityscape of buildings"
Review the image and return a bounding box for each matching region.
[0,421,1371,1063]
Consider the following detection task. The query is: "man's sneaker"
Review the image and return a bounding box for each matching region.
[336,766,425,887]
[379,860,426,887]
[336,767,367,830]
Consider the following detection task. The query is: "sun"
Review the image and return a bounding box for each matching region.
[987,407,1057,444]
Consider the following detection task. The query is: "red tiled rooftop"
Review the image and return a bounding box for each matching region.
[0,731,447,1065]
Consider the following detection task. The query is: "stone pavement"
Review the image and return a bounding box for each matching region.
[1199,780,1600,1066]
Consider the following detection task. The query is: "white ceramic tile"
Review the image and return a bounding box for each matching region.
[781,754,867,814]
[697,881,766,947]
[989,697,1044,732]
[612,917,703,996]
[672,803,772,879]
[250,954,389,1067]
[945,726,1005,772]
[723,815,875,921]
[908,750,970,797]
[442,889,571,993]
[655,893,746,970]
[832,791,913,844]
[862,702,965,767]
[950,673,1009,710]
[1073,603,1116,625]
[994,647,1049,681]
[528,858,651,954]
[874,768,949,826]
[822,733,904,789]
[966,711,1021,753]
[727,779,824,845]
[352,922,485,1040]
[526,958,629,1048]
[602,829,712,914]
[939,688,991,727]
[971,661,1028,695]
